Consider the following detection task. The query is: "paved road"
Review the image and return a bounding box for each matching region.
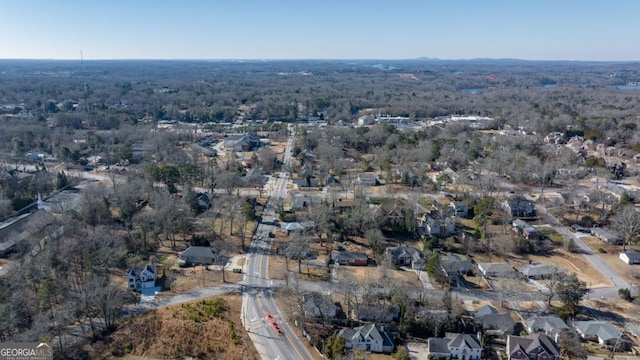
[534,198,631,298]
[242,130,315,360]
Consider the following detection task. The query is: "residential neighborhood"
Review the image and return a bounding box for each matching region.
[4,57,640,360]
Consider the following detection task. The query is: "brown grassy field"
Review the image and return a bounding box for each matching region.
[509,248,613,288]
[0,258,12,268]
[89,295,258,360]
[168,267,243,292]
[579,235,640,284]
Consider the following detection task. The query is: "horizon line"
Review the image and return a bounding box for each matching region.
[1,57,639,63]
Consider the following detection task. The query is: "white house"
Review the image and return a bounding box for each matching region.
[338,324,394,353]
[427,333,482,360]
[127,264,157,291]
[619,250,640,265]
[355,173,377,186]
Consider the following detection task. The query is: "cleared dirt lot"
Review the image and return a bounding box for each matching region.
[336,263,423,289]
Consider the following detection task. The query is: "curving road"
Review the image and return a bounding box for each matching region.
[241,130,315,360]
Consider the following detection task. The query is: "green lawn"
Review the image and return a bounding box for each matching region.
[538,227,564,246]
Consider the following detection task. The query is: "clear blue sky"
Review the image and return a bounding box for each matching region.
[1,0,638,61]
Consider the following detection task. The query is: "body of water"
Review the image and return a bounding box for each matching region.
[614,84,640,90]
[460,88,483,94]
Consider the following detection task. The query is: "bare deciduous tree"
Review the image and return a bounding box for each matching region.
[612,204,640,251]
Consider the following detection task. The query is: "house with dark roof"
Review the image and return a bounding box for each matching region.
[451,201,469,218]
[426,333,482,360]
[352,304,400,323]
[337,324,394,353]
[507,334,560,360]
[332,251,368,266]
[244,168,268,187]
[619,250,640,264]
[525,316,569,342]
[512,219,543,240]
[441,254,474,276]
[355,172,378,186]
[302,293,337,320]
[385,245,425,269]
[127,264,157,291]
[291,194,320,211]
[477,262,515,278]
[518,263,559,280]
[176,246,216,267]
[474,305,516,338]
[573,321,622,347]
[440,254,474,285]
[292,177,319,188]
[503,198,536,217]
[196,193,211,210]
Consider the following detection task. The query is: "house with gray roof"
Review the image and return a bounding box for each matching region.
[507,334,560,360]
[354,172,378,186]
[512,219,543,240]
[426,333,482,360]
[525,315,569,342]
[302,293,337,320]
[176,246,216,267]
[244,168,268,186]
[223,132,261,151]
[627,325,640,340]
[385,244,425,270]
[474,306,516,338]
[477,262,516,278]
[573,321,622,346]
[590,228,623,245]
[352,304,400,323]
[518,263,559,280]
[441,254,474,276]
[337,324,394,353]
[619,250,640,265]
[451,201,469,218]
[280,221,314,235]
[474,305,500,320]
[290,194,314,211]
